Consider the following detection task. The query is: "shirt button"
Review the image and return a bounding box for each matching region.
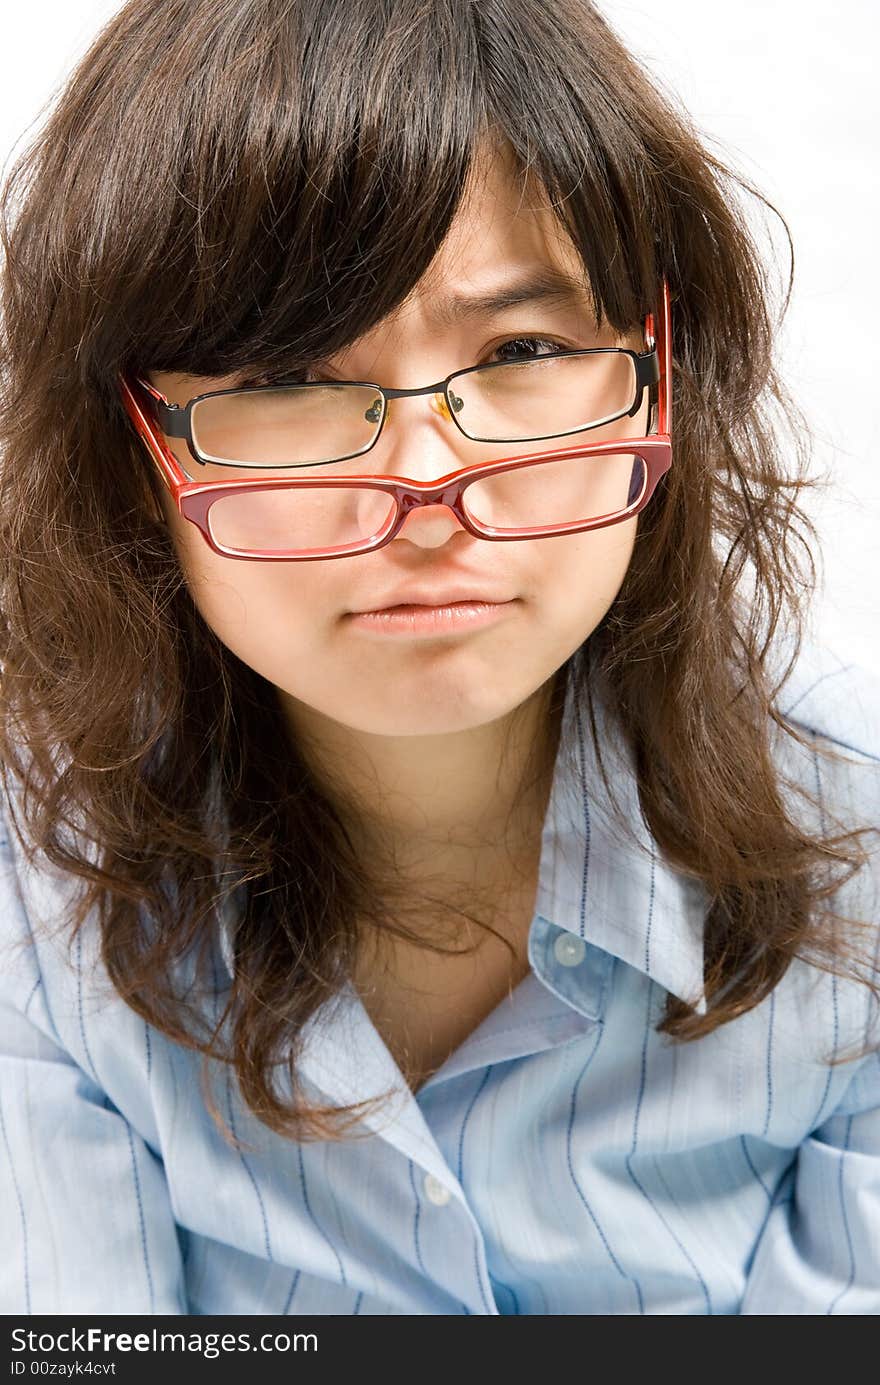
[553,932,587,967]
[423,1173,452,1206]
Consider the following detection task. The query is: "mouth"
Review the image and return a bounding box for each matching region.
[346,599,518,638]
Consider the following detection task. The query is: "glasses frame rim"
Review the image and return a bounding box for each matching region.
[117,278,673,562]
[135,341,659,468]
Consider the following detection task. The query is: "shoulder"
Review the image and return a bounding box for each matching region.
[0,772,151,1075]
[773,637,880,765]
[767,637,880,1055]
[0,779,38,965]
[768,636,880,847]
[0,765,217,1075]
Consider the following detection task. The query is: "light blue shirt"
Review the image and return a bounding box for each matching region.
[1,638,878,1315]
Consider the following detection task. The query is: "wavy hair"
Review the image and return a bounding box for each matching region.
[1,0,876,1147]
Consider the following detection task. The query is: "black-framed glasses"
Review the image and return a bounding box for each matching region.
[142,344,660,472]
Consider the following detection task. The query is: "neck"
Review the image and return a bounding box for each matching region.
[278,670,566,893]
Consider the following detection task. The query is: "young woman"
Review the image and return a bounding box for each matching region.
[0,0,877,1316]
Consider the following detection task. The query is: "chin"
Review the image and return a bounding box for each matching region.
[338,680,520,739]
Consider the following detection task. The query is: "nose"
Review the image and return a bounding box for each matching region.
[378,390,471,549]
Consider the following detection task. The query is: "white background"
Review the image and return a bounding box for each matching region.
[1,1,877,677]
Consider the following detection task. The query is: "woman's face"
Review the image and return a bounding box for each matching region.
[147,150,650,740]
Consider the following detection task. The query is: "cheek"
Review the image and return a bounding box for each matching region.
[164,510,333,667]
[538,516,638,639]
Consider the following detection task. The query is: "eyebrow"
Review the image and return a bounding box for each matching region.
[423,267,599,330]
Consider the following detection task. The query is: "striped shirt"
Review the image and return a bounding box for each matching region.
[1,638,878,1314]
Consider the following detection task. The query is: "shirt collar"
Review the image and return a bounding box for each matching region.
[533,655,709,1017]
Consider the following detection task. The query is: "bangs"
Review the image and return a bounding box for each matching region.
[54,0,661,385]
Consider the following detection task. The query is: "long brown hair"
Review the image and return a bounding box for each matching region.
[1,0,876,1148]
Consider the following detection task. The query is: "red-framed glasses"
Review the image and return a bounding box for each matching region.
[118,278,672,562]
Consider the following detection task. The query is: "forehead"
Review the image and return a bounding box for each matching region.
[400,143,595,319]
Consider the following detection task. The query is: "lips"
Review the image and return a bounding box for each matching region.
[348,599,517,637]
[354,587,512,614]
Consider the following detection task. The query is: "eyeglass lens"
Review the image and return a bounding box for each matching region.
[205,452,647,556]
[189,351,639,468]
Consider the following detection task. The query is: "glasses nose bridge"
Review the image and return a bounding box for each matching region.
[395,474,469,526]
[381,378,448,401]
[380,378,453,425]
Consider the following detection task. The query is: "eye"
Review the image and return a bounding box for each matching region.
[487,336,568,363]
